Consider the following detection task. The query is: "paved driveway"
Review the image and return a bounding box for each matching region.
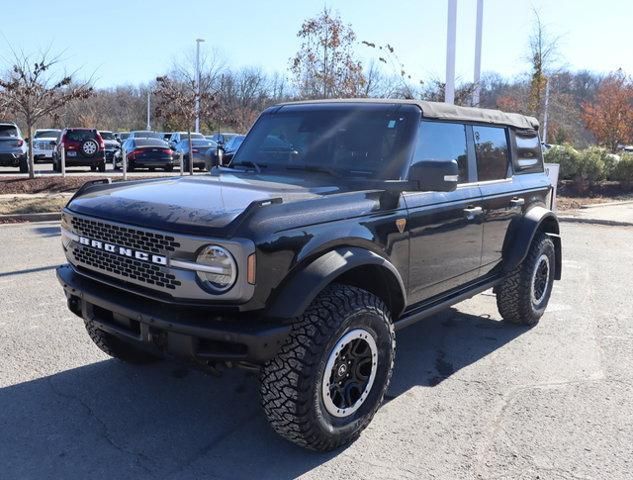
[0,221,631,479]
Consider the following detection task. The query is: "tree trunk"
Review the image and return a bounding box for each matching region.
[27,120,35,179]
[187,129,193,175]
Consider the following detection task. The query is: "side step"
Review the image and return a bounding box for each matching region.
[394,277,502,331]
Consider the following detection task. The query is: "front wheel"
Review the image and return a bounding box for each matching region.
[496,232,556,326]
[261,284,395,451]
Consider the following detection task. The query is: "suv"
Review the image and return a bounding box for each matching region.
[32,129,61,163]
[0,122,28,172]
[56,100,561,451]
[98,131,120,163]
[53,128,106,172]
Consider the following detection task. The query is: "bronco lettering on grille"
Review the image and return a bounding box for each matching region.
[78,235,167,265]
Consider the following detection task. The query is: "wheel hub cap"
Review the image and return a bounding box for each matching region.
[531,254,550,305]
[321,329,378,418]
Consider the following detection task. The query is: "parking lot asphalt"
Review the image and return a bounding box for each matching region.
[0,221,631,479]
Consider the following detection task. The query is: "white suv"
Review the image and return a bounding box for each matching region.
[32,129,61,163]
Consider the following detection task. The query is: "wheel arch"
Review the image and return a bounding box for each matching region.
[503,205,562,280]
[266,247,407,320]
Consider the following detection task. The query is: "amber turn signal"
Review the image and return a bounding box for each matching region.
[247,253,256,285]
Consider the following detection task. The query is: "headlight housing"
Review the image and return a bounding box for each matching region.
[195,245,237,292]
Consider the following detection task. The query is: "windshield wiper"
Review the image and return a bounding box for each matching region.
[231,160,263,173]
[284,165,340,177]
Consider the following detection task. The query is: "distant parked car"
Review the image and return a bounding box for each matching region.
[114,138,175,172]
[0,123,28,172]
[116,132,130,143]
[167,131,205,149]
[173,138,216,171]
[127,131,164,140]
[99,131,120,163]
[209,132,239,146]
[31,129,61,163]
[52,128,106,172]
[210,134,245,166]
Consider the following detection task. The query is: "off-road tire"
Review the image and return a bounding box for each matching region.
[261,284,395,451]
[496,232,556,326]
[84,319,160,364]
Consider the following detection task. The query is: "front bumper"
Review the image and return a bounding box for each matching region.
[57,264,289,364]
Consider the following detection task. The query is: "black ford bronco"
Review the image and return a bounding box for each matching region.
[56,100,561,451]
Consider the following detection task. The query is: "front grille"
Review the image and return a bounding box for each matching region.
[72,244,181,290]
[71,216,180,254]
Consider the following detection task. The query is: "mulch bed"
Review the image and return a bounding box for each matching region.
[0,175,165,195]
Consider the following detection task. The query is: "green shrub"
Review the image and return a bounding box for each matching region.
[544,144,580,180]
[544,144,606,191]
[613,153,633,187]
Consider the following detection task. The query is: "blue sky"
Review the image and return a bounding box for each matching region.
[0,0,630,88]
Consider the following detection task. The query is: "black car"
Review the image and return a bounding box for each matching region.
[114,138,175,171]
[52,128,106,172]
[172,138,216,171]
[56,99,561,452]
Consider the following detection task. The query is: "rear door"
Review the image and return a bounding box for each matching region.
[404,120,484,305]
[473,125,524,275]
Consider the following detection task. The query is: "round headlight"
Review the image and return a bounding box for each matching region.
[195,245,237,292]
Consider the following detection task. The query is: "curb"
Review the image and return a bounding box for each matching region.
[0,212,61,223]
[558,216,633,227]
[580,199,633,209]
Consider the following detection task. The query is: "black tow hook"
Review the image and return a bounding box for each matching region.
[67,295,82,317]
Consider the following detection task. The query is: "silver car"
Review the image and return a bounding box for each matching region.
[32,129,61,163]
[0,123,28,172]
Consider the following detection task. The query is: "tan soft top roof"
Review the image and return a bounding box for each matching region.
[278,98,539,131]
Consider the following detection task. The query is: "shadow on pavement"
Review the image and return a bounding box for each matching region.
[32,225,61,238]
[0,308,527,479]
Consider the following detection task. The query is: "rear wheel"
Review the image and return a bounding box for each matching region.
[164,166,173,172]
[261,284,395,451]
[19,157,28,173]
[496,233,556,326]
[84,320,160,364]
[98,162,106,172]
[90,165,97,172]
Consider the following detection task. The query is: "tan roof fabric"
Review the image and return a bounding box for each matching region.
[278,98,539,131]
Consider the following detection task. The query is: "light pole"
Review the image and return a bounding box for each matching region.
[445,0,457,104]
[195,38,205,133]
[472,0,484,106]
[543,76,551,144]
[146,91,151,130]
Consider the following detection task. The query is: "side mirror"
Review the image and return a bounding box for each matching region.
[216,145,224,166]
[408,159,459,192]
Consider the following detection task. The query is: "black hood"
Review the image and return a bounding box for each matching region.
[67,172,346,235]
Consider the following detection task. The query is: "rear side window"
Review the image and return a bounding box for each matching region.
[474,126,509,181]
[412,121,468,182]
[513,130,543,173]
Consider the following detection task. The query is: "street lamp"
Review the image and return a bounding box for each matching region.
[195,38,205,133]
[472,0,484,106]
[445,0,457,104]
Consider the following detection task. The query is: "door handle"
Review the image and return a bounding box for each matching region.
[510,197,525,207]
[463,206,483,220]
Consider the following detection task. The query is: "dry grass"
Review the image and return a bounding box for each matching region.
[0,196,69,215]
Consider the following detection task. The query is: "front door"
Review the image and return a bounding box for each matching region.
[404,120,483,305]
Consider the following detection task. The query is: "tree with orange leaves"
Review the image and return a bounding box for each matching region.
[582,70,633,152]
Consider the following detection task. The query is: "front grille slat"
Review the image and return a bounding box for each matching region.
[71,216,180,254]
[68,215,182,292]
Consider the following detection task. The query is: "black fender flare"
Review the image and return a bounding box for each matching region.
[504,205,562,279]
[266,247,407,319]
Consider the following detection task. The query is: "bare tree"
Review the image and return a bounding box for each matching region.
[290,7,366,98]
[0,49,93,177]
[527,8,560,121]
[153,72,216,174]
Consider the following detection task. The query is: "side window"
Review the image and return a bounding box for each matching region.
[412,121,468,182]
[474,126,509,181]
[513,130,543,173]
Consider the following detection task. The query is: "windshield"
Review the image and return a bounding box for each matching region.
[181,139,214,147]
[0,125,19,137]
[231,105,419,178]
[134,139,168,147]
[34,130,60,138]
[66,130,96,142]
[99,131,116,140]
